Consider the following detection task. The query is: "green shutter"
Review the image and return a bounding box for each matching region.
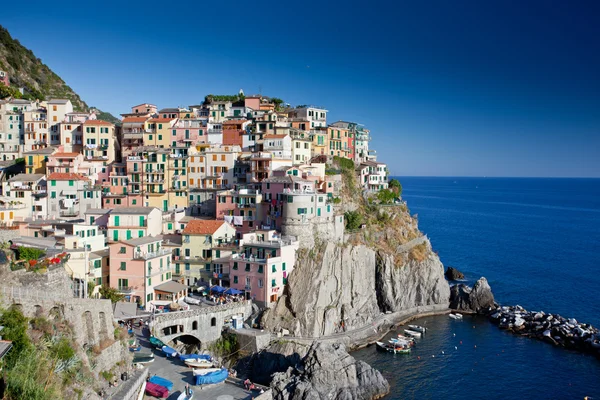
[114,216,120,226]
[113,230,119,241]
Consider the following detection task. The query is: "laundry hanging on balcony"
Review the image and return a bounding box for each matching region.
[224,215,233,224]
[233,216,243,226]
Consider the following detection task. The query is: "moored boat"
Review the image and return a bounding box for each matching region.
[176,388,194,400]
[178,353,212,362]
[145,382,168,398]
[162,345,178,357]
[149,336,166,349]
[133,352,154,364]
[404,329,422,338]
[192,368,221,376]
[184,358,214,368]
[449,313,463,320]
[194,368,228,385]
[390,338,414,347]
[376,341,411,354]
[408,324,427,333]
[149,375,174,391]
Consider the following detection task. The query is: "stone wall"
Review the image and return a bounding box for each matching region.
[234,328,271,354]
[153,301,252,346]
[281,215,344,249]
[0,229,19,244]
[10,264,73,298]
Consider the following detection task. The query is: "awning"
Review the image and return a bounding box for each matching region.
[154,280,188,294]
[210,285,226,293]
[225,288,243,295]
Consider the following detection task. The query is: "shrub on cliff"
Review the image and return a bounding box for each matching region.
[17,246,45,262]
[389,179,402,195]
[345,211,363,231]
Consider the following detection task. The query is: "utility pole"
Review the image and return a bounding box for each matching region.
[83,240,89,298]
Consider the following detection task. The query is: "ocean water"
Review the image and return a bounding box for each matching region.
[353,177,600,399]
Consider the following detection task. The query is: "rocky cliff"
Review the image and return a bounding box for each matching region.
[262,237,450,337]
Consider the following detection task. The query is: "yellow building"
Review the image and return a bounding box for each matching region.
[145,117,177,148]
[23,147,56,174]
[311,127,329,157]
[328,125,348,158]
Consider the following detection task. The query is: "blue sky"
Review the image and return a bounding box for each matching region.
[4,0,600,177]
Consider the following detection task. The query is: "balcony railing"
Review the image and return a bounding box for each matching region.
[59,209,79,217]
[133,248,172,260]
[117,286,134,294]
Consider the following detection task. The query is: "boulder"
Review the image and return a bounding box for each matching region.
[449,277,496,314]
[445,266,465,281]
[270,342,390,400]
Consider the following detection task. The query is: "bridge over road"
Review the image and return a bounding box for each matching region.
[152,301,252,345]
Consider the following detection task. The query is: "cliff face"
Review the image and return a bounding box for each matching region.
[262,238,450,337]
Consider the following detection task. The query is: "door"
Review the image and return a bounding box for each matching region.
[163,200,168,211]
[126,230,132,240]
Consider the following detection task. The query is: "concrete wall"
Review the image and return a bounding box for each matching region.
[282,215,344,249]
[234,328,271,354]
[153,301,252,346]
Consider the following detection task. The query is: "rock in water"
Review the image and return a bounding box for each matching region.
[449,277,496,314]
[270,342,390,400]
[445,266,465,281]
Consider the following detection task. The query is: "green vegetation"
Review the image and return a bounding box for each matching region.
[0,25,119,120]
[333,156,355,171]
[99,286,125,304]
[203,93,245,104]
[270,97,284,110]
[377,189,396,204]
[92,109,121,125]
[209,332,239,359]
[0,83,22,99]
[17,246,45,262]
[389,179,402,195]
[331,197,342,204]
[344,210,364,231]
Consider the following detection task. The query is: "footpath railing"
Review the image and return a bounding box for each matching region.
[1,285,73,302]
[109,367,149,400]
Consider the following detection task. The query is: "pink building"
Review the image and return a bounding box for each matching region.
[103,162,135,208]
[0,70,8,87]
[46,152,84,174]
[215,187,263,237]
[244,96,261,111]
[260,176,293,230]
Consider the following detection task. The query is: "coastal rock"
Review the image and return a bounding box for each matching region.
[444,266,465,281]
[449,277,496,314]
[241,341,310,385]
[270,342,389,400]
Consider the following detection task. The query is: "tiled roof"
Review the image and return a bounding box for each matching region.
[122,117,149,123]
[84,119,113,126]
[264,134,289,139]
[148,117,177,123]
[52,152,80,158]
[7,173,45,182]
[182,219,226,235]
[47,172,89,181]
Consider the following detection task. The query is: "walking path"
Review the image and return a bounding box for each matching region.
[396,235,428,253]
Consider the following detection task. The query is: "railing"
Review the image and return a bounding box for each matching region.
[133,248,172,260]
[59,209,79,217]
[117,286,135,293]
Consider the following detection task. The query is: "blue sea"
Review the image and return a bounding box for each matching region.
[353,177,600,399]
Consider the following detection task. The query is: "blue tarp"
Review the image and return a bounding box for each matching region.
[195,368,228,385]
[225,288,243,295]
[178,353,211,362]
[162,345,178,357]
[149,375,174,391]
[210,285,226,293]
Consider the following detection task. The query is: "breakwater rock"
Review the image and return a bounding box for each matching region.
[269,342,390,400]
[489,305,600,356]
[449,277,496,313]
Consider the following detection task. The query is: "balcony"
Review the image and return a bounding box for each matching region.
[59,209,79,217]
[117,286,135,294]
[243,215,255,221]
[236,203,256,209]
[133,248,172,260]
[146,190,167,196]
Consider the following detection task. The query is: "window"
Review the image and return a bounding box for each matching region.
[258,279,263,288]
[257,265,263,273]
[282,262,286,271]
[211,317,216,327]
[118,278,128,288]
[192,321,198,330]
[147,278,152,286]
[272,265,277,273]
[119,247,126,254]
[51,180,56,186]
[245,263,250,271]
[120,262,126,271]
[233,276,238,284]
[271,279,276,287]
[233,262,238,270]
[94,260,101,269]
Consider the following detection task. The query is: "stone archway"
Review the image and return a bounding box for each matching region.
[98,312,109,341]
[169,334,202,355]
[82,310,95,345]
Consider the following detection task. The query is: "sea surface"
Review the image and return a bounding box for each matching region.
[353,177,600,399]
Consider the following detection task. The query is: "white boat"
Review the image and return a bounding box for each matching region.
[449,313,463,320]
[177,387,194,400]
[192,368,221,376]
[408,324,427,333]
[404,329,422,338]
[184,359,214,368]
[376,341,411,354]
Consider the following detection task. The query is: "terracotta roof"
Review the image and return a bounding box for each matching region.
[84,119,113,126]
[122,117,149,123]
[182,219,227,235]
[47,172,89,181]
[264,134,289,139]
[52,152,80,158]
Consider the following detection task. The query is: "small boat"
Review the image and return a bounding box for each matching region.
[145,382,168,398]
[376,341,411,354]
[184,358,214,368]
[408,324,427,333]
[449,313,463,320]
[162,345,178,357]
[149,336,166,349]
[192,368,221,376]
[178,353,212,362]
[194,368,228,385]
[404,329,422,338]
[397,334,416,343]
[177,388,194,400]
[149,375,174,391]
[128,344,141,352]
[133,352,154,364]
[390,338,414,347]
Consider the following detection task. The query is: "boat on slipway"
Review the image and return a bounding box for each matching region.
[184,358,214,368]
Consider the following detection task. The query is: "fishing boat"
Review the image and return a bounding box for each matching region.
[149,336,166,349]
[162,345,178,357]
[132,352,154,364]
[390,338,414,347]
[449,313,463,320]
[178,353,212,362]
[376,341,411,354]
[184,358,214,368]
[145,382,168,398]
[192,368,221,376]
[177,387,194,400]
[194,368,228,385]
[397,334,416,343]
[408,324,427,333]
[149,375,174,391]
[404,329,422,338]
[129,344,141,352]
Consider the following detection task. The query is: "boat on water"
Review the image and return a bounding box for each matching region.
[194,368,228,385]
[149,336,166,349]
[404,329,422,338]
[390,338,414,347]
[449,313,464,320]
[133,352,154,364]
[184,358,214,368]
[408,324,427,333]
[149,375,174,391]
[145,382,168,398]
[397,334,416,343]
[178,353,212,362]
[162,345,178,357]
[376,341,411,354]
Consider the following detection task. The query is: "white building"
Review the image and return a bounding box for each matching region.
[291,138,312,165]
[47,172,102,219]
[290,106,328,128]
[359,161,388,192]
[3,173,47,220]
[263,134,292,160]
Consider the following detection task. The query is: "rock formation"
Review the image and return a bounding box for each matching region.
[444,266,465,281]
[449,277,496,313]
[269,342,389,400]
[262,239,449,337]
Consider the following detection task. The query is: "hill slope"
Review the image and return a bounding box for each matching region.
[0,25,119,124]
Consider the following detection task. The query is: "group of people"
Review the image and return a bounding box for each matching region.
[207,293,245,305]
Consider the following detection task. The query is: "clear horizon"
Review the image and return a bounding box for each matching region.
[3,0,599,178]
